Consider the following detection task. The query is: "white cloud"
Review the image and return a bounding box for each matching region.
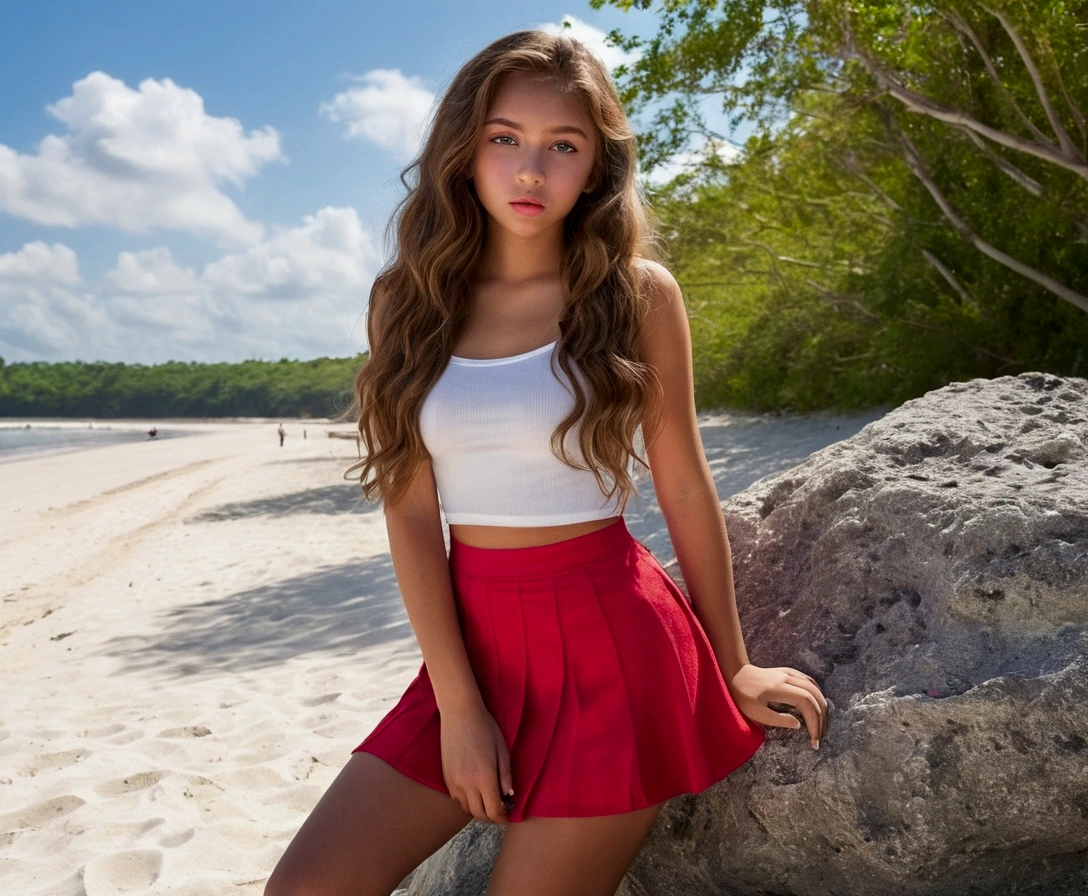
[0,242,114,356]
[0,241,81,287]
[203,206,380,299]
[319,69,436,160]
[0,72,283,246]
[106,247,200,296]
[536,14,642,72]
[0,208,383,363]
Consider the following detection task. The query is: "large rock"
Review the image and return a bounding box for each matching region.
[407,373,1088,895]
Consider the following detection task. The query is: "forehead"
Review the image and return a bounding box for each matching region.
[486,72,594,130]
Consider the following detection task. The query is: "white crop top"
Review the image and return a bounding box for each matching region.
[419,340,628,526]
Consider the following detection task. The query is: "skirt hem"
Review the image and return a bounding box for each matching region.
[352,742,755,822]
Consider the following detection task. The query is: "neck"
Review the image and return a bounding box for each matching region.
[476,219,565,283]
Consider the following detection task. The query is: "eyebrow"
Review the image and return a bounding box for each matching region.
[483,117,590,141]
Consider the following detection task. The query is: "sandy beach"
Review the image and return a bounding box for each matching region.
[0,410,881,895]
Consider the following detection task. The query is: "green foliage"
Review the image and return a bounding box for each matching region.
[0,355,367,419]
[598,0,1088,409]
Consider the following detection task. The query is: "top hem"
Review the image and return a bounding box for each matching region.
[448,341,557,366]
[443,510,623,526]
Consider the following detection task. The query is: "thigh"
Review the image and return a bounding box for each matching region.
[265,751,470,896]
[486,803,662,896]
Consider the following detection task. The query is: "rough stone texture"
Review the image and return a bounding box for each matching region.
[407,373,1088,895]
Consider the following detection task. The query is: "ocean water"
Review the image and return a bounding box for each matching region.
[0,421,192,464]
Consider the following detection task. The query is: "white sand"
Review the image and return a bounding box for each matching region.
[0,410,880,894]
[1,421,423,895]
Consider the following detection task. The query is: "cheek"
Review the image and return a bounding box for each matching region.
[475,152,512,187]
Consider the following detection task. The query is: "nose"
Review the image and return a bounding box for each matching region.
[517,152,545,185]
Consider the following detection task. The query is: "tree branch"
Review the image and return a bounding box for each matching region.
[938,8,1050,144]
[897,129,1088,315]
[728,239,867,275]
[963,128,1044,197]
[1037,32,1088,150]
[921,248,978,308]
[871,66,1088,180]
[980,3,1081,159]
[836,156,903,211]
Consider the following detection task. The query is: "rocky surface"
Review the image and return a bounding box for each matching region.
[406,373,1088,896]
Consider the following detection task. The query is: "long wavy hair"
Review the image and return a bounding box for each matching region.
[347,30,664,508]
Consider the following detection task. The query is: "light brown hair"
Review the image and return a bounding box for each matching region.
[346,30,663,507]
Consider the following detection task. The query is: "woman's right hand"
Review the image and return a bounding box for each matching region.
[439,699,514,823]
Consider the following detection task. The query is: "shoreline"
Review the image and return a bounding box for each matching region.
[0,418,348,465]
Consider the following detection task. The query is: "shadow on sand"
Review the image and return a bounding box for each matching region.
[107,553,409,677]
[190,484,381,521]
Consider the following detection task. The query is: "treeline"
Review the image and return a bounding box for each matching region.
[601,0,1088,410]
[0,355,364,419]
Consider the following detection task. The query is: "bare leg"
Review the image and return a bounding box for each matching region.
[265,752,471,896]
[486,803,662,896]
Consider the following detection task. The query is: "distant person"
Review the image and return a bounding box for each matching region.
[147,427,158,439]
[266,31,826,896]
[277,424,285,447]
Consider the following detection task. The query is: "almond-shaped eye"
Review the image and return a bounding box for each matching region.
[555,141,577,153]
[491,134,517,145]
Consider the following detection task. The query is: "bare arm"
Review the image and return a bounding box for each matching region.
[383,460,515,821]
[369,284,513,819]
[384,459,481,713]
[637,260,828,748]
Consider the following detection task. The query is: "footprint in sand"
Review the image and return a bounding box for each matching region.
[218,766,289,790]
[300,692,340,707]
[107,728,146,746]
[19,747,91,777]
[83,722,126,738]
[158,827,195,848]
[0,794,85,830]
[82,849,163,894]
[158,725,212,738]
[94,770,170,797]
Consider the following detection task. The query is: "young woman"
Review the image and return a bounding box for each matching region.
[266,30,828,896]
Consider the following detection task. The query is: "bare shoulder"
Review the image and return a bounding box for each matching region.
[635,257,682,315]
[631,259,705,487]
[633,257,689,364]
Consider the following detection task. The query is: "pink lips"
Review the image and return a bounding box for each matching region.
[510,198,545,217]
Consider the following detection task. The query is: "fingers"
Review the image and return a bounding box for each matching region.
[480,782,508,825]
[498,745,515,812]
[466,789,489,822]
[756,667,829,749]
[790,673,829,742]
[774,679,828,749]
[448,777,509,824]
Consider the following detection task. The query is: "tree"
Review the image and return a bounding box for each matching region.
[596,0,1088,313]
[591,0,1087,408]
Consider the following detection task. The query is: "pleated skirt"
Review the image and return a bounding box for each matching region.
[353,517,764,821]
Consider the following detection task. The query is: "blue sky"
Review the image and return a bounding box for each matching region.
[0,1,729,365]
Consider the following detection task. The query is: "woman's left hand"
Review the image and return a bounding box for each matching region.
[727,664,829,750]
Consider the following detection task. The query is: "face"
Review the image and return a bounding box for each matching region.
[469,72,599,237]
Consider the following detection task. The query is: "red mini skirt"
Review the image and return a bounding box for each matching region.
[353,517,764,821]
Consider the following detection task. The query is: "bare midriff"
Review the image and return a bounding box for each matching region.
[448,516,621,549]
